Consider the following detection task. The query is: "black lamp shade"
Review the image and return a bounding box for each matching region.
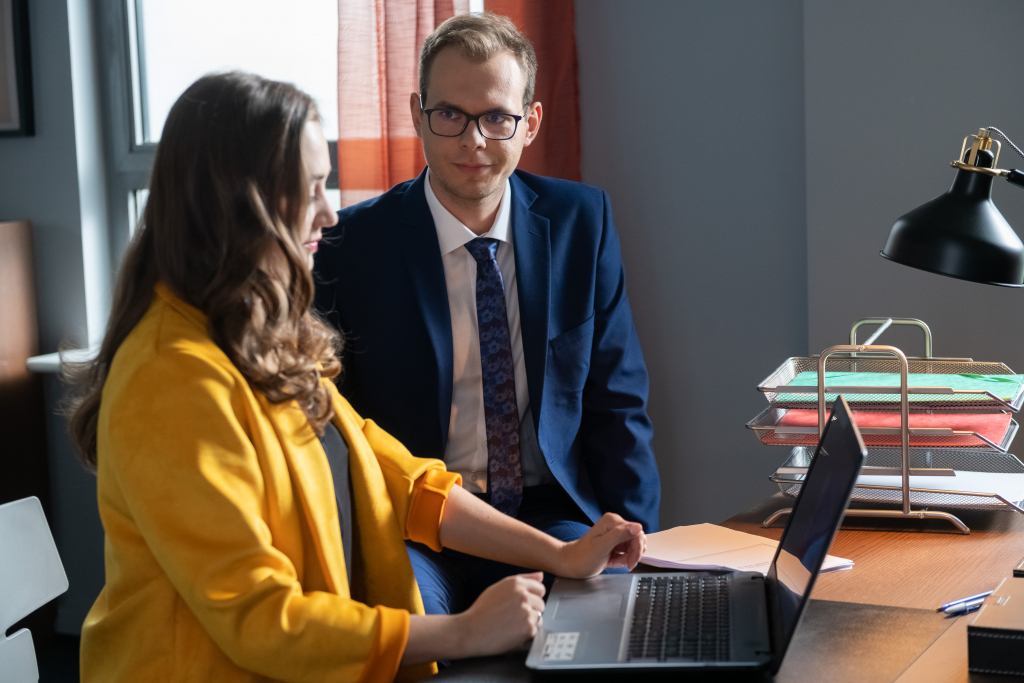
[881,168,1024,287]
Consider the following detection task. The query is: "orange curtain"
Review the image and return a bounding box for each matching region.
[484,0,581,181]
[337,0,469,207]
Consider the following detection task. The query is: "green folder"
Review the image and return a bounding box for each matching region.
[777,372,1024,404]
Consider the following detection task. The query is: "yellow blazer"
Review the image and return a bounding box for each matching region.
[81,284,460,682]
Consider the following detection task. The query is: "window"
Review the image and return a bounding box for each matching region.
[97,0,342,261]
[132,0,338,143]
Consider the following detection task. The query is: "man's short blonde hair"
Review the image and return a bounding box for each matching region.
[419,12,538,111]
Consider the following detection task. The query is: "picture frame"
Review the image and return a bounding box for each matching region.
[0,0,32,137]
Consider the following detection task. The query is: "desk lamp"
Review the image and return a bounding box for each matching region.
[881,127,1024,286]
[886,127,1024,683]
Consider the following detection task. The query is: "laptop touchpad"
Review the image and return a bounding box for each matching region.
[553,594,623,620]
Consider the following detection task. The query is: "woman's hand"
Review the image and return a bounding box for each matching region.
[452,572,547,657]
[557,513,646,578]
[402,572,546,665]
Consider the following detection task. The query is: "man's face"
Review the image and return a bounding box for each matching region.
[411,47,541,204]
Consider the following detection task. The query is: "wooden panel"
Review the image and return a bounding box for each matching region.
[0,221,38,376]
[0,220,55,647]
[722,494,1024,611]
[0,220,49,507]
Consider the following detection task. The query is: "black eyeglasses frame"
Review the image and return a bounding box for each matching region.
[418,95,524,141]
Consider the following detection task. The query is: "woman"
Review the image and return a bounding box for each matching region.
[67,72,644,682]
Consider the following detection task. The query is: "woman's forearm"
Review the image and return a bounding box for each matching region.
[402,614,468,665]
[437,485,568,574]
[403,486,645,665]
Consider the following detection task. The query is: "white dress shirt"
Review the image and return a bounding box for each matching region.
[425,169,551,492]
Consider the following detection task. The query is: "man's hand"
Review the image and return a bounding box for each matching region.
[558,513,646,578]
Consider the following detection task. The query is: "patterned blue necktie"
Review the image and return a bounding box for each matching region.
[464,238,522,516]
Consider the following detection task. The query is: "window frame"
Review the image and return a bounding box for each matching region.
[94,0,339,266]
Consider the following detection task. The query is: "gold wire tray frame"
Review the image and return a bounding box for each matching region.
[756,320,1024,534]
[760,340,1013,535]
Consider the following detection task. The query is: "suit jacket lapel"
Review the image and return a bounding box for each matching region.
[510,173,551,428]
[397,171,454,454]
[257,394,347,595]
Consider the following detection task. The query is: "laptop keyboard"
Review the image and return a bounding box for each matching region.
[627,575,731,662]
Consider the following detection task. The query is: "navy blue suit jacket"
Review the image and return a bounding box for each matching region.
[314,170,660,531]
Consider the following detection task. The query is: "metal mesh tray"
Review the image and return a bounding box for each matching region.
[746,407,1018,451]
[757,355,1024,412]
[776,446,1024,474]
[770,447,1024,512]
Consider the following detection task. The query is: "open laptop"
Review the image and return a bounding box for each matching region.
[526,395,867,674]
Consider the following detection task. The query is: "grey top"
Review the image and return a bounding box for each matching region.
[317,421,352,582]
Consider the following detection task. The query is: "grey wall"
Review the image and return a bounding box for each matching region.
[0,0,106,634]
[576,0,1024,529]
[575,0,808,527]
[806,1,1024,375]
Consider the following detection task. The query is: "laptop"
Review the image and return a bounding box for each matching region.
[526,395,867,674]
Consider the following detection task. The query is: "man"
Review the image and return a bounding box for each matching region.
[314,13,659,615]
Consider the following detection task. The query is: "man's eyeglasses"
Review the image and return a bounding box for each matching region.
[419,96,523,141]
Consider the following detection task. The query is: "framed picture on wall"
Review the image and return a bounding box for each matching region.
[0,0,32,137]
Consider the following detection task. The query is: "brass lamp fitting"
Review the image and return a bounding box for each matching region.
[952,128,1009,178]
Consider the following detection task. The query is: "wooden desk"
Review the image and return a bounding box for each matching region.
[438,494,1024,682]
[722,494,1024,682]
[723,494,1024,611]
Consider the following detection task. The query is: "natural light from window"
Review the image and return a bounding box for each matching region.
[136,0,339,142]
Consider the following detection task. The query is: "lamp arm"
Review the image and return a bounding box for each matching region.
[1006,168,1024,190]
[987,128,1024,190]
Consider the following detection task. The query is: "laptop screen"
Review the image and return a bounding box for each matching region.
[765,396,867,674]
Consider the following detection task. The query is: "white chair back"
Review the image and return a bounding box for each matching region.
[0,497,69,683]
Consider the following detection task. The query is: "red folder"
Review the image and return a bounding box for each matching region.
[773,410,1012,448]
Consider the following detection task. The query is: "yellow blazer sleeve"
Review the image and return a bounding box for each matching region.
[356,413,462,552]
[104,349,406,682]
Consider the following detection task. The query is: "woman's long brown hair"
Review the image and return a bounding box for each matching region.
[65,72,341,469]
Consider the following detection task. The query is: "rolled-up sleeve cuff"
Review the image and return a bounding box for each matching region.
[406,468,462,552]
[361,605,409,683]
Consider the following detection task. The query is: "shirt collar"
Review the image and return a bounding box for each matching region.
[425,168,513,256]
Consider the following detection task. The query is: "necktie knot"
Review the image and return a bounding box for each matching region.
[465,237,500,264]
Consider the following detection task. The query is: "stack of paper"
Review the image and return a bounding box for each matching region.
[640,523,853,576]
[853,471,1024,503]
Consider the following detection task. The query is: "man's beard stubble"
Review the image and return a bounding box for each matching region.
[433,167,503,205]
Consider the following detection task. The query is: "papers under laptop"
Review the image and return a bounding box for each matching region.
[640,523,853,575]
[526,395,868,674]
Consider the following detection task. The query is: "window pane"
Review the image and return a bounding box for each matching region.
[135,0,338,142]
[324,189,341,212]
[129,189,149,235]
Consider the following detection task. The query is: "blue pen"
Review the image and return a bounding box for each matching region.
[944,597,987,616]
[936,590,994,613]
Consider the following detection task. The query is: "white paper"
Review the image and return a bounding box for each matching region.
[853,470,1024,503]
[640,523,853,576]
